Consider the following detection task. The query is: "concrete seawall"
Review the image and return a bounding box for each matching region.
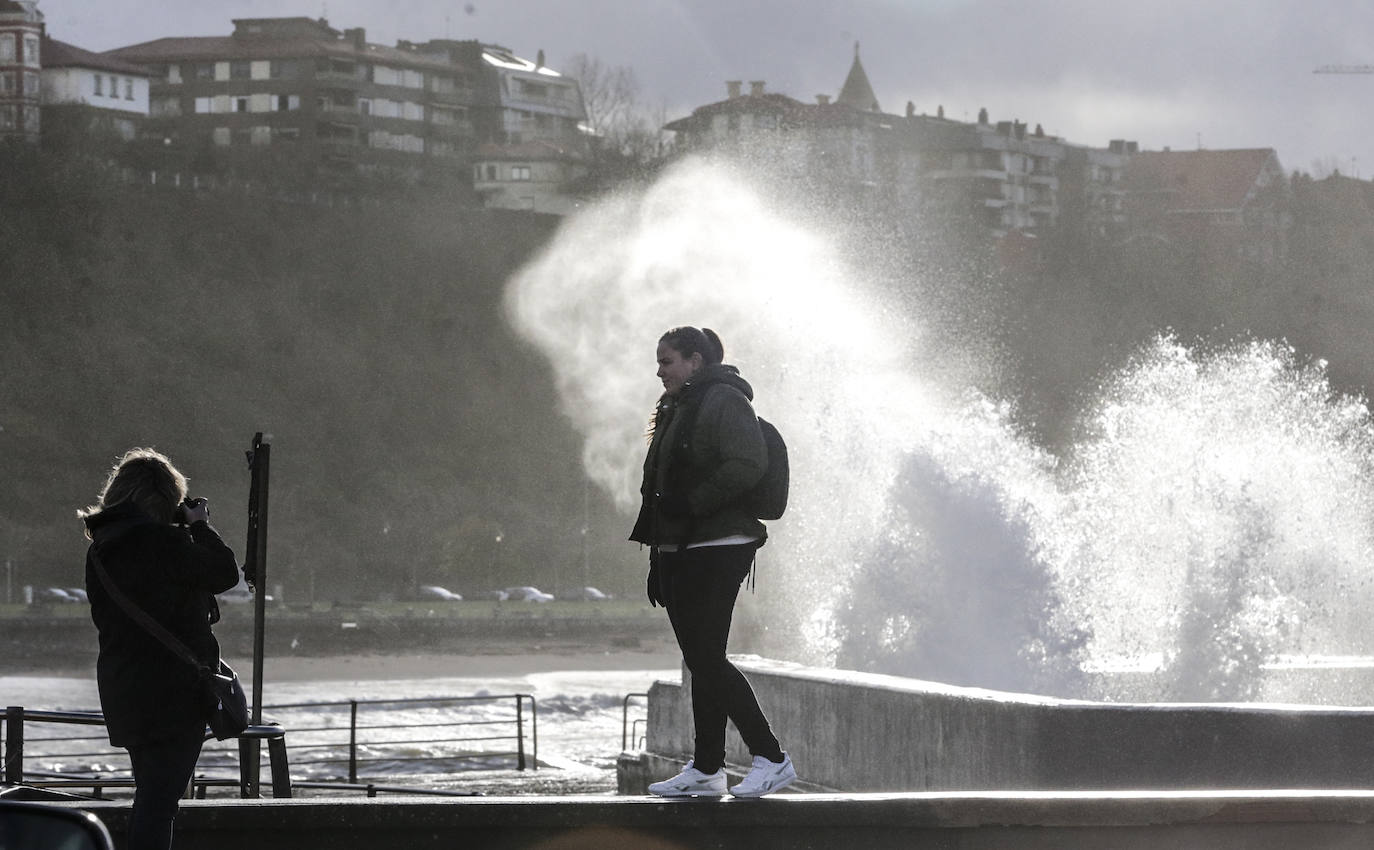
[621,656,1374,792]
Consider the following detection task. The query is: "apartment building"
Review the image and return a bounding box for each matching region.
[0,0,42,142]
[40,35,149,141]
[104,17,478,179]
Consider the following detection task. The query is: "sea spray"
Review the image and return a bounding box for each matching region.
[508,157,1374,702]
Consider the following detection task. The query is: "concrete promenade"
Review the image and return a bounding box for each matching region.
[60,791,1374,848]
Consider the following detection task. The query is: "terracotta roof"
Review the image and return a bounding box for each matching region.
[473,139,584,161]
[105,34,460,74]
[663,92,805,132]
[43,36,149,75]
[1125,148,1281,211]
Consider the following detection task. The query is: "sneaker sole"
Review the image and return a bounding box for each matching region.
[650,789,727,798]
[730,772,797,798]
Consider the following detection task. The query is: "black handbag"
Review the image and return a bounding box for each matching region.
[91,549,250,740]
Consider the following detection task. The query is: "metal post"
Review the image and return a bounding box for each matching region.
[515,696,525,771]
[348,701,358,783]
[4,706,23,785]
[266,734,292,799]
[243,432,271,797]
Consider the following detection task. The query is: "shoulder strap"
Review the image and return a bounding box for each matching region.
[90,546,209,674]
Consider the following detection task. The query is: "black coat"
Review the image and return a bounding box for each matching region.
[84,501,240,747]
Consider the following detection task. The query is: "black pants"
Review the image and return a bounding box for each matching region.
[127,732,204,850]
[663,543,783,775]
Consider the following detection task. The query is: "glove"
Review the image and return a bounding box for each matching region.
[646,551,667,608]
[657,491,691,518]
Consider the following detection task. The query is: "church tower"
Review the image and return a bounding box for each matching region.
[835,41,880,112]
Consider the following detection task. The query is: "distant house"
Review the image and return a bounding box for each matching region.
[471,139,587,214]
[0,0,43,142]
[40,35,149,141]
[1125,148,1289,265]
[104,17,479,180]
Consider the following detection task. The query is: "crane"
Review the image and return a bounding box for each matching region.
[1315,65,1374,74]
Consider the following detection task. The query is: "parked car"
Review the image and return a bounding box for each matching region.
[217,586,273,604]
[469,589,510,601]
[63,587,90,603]
[38,587,79,603]
[418,585,462,601]
[503,586,554,602]
[567,586,613,601]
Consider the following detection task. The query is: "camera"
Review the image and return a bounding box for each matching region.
[172,497,207,525]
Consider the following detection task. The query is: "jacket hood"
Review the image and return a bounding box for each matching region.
[681,363,754,403]
[85,499,158,546]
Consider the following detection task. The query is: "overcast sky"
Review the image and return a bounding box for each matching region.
[44,1,1374,177]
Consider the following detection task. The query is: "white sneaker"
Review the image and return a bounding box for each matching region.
[730,753,797,797]
[648,761,728,797]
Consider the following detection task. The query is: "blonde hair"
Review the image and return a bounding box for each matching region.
[79,447,188,528]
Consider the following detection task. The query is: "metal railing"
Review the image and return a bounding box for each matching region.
[2,706,290,798]
[621,692,648,751]
[265,694,537,783]
[4,692,539,798]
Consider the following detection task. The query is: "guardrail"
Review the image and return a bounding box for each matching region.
[621,692,648,752]
[266,694,537,782]
[2,706,290,798]
[3,694,538,799]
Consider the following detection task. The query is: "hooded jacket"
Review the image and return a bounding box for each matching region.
[84,500,240,747]
[629,363,768,548]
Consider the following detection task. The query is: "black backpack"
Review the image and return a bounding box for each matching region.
[747,417,789,520]
[671,389,789,521]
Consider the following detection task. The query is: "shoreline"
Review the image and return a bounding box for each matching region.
[6,644,682,683]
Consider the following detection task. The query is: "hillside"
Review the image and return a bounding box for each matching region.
[0,147,638,600]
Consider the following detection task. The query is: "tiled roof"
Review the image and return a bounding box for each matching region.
[663,92,805,132]
[43,36,149,75]
[105,35,461,74]
[473,139,584,161]
[1125,148,1280,211]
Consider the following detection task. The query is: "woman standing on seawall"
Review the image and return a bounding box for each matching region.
[80,448,240,850]
[629,326,797,797]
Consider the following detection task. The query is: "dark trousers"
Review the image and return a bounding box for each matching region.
[663,543,783,775]
[127,733,204,850]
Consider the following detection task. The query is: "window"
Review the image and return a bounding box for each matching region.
[22,105,37,131]
[272,126,300,142]
[0,72,13,94]
[511,165,531,181]
[150,96,181,117]
[192,63,214,80]
[0,105,15,130]
[485,164,496,180]
[94,75,103,96]
[0,35,13,63]
[23,36,38,65]
[276,94,299,112]
[194,96,215,113]
[124,78,134,100]
[232,127,252,146]
[269,59,298,79]
[234,97,248,113]
[21,72,37,97]
[230,60,250,80]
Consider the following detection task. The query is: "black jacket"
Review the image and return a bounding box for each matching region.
[629,363,768,547]
[84,500,240,747]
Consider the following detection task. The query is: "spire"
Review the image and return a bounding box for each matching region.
[836,40,880,112]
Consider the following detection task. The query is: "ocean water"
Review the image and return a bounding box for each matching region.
[0,666,678,796]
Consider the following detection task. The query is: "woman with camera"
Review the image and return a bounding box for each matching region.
[629,326,797,798]
[80,448,240,850]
